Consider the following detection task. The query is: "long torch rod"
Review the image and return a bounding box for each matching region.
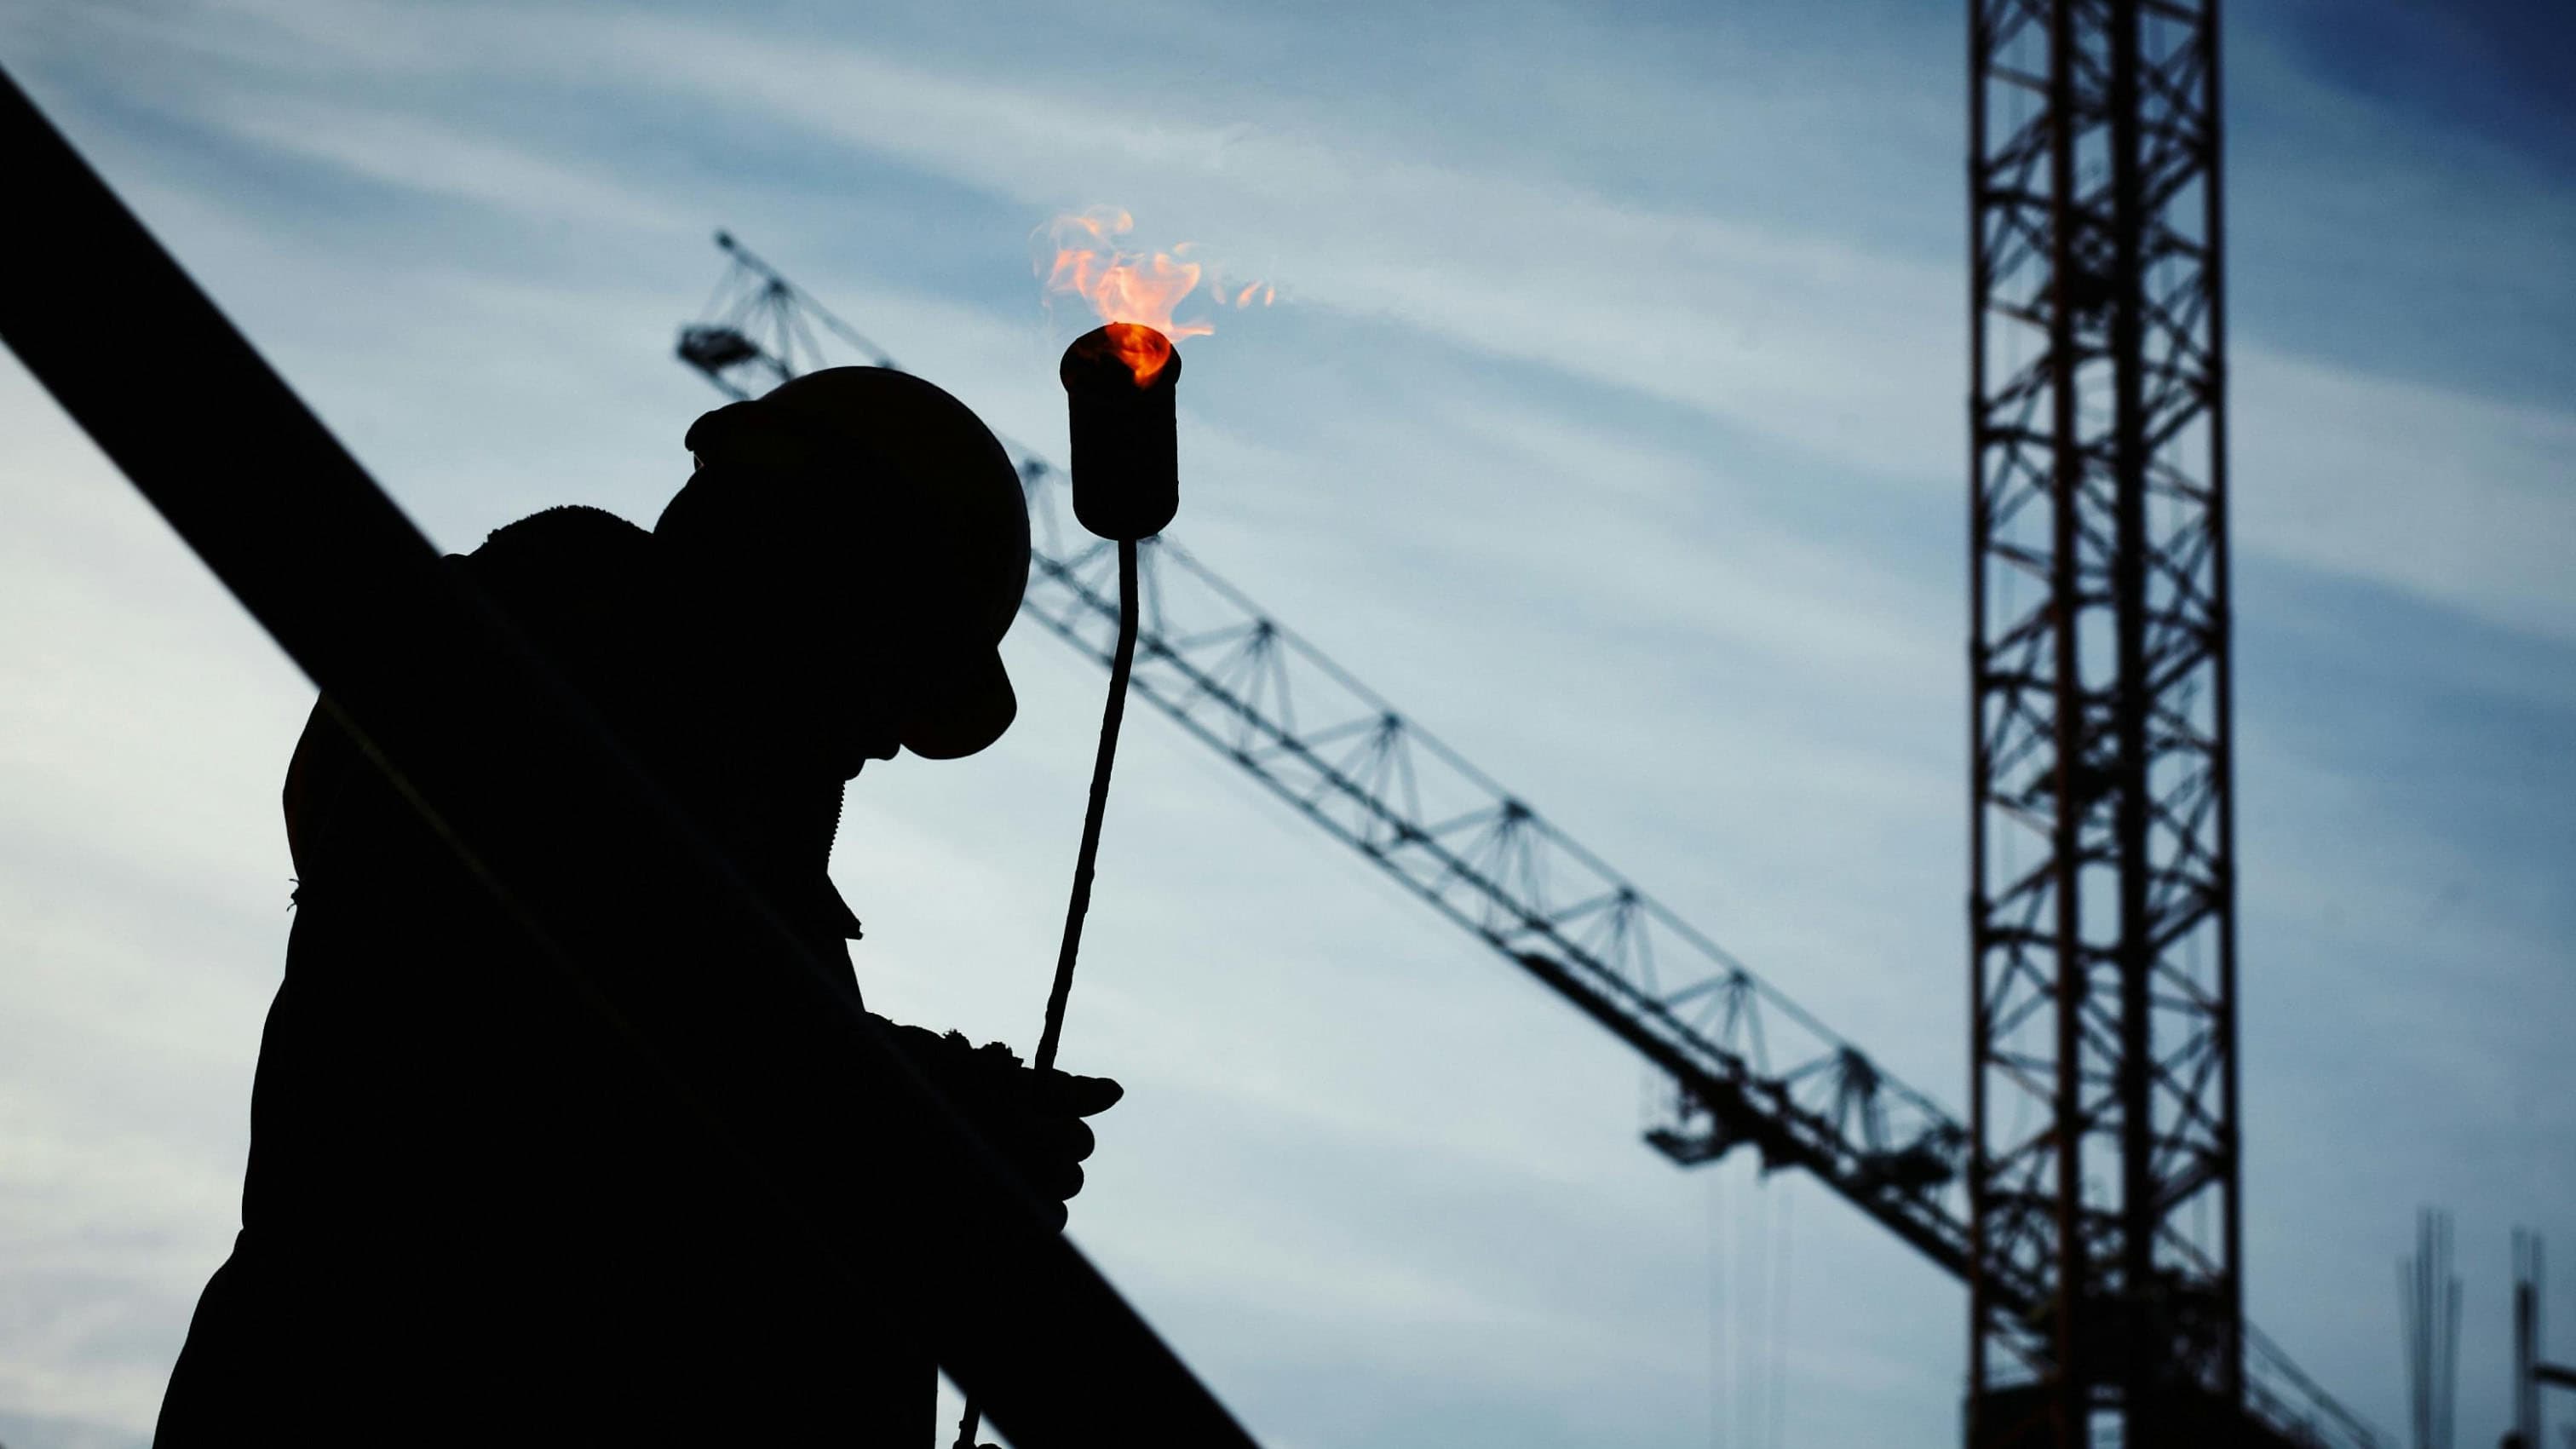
[957,320,1175,1448]
[1038,538,1143,1072]
[954,538,1141,1449]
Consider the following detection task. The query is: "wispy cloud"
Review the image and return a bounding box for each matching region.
[0,371,302,1444]
[26,0,2576,642]
[197,94,693,233]
[2237,346,2576,638]
[129,0,2576,646]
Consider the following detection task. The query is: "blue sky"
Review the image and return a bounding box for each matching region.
[0,2,2569,1446]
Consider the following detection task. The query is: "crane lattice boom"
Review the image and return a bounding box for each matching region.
[675,233,2378,1449]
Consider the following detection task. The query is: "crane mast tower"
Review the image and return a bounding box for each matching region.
[1968,0,2241,1443]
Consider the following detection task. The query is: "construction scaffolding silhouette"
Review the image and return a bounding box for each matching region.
[2400,1210,2462,1449]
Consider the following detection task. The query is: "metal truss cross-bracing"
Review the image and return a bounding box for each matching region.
[1969,0,2286,1444]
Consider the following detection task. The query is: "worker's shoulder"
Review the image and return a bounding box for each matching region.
[458,505,670,663]
[464,503,658,603]
[469,504,654,572]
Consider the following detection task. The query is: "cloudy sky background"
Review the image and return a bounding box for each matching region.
[1,1,2570,1445]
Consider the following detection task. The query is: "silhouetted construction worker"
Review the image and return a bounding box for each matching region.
[154,368,1116,1446]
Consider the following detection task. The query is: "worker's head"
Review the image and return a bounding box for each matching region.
[657,367,1030,777]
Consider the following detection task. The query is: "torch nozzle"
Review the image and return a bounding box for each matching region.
[1060,325,1180,543]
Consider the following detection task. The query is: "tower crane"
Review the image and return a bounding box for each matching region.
[675,231,2377,1449]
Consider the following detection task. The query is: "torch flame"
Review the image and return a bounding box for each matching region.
[1041,208,1273,384]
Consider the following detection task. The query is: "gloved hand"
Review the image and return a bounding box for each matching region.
[882,1021,1123,1231]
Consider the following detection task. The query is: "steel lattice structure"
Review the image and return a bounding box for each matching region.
[679,232,900,394]
[1969,0,2257,1442]
[676,232,2378,1449]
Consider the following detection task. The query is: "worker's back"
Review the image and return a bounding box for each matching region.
[155,507,922,1445]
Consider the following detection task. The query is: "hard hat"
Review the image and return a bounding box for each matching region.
[664,366,1030,760]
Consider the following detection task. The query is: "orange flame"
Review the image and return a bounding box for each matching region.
[1041,208,1273,384]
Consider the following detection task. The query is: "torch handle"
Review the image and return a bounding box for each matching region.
[1035,537,1141,1071]
[952,538,1141,1449]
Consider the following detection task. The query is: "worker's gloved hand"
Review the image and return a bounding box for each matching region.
[883,1021,1122,1231]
